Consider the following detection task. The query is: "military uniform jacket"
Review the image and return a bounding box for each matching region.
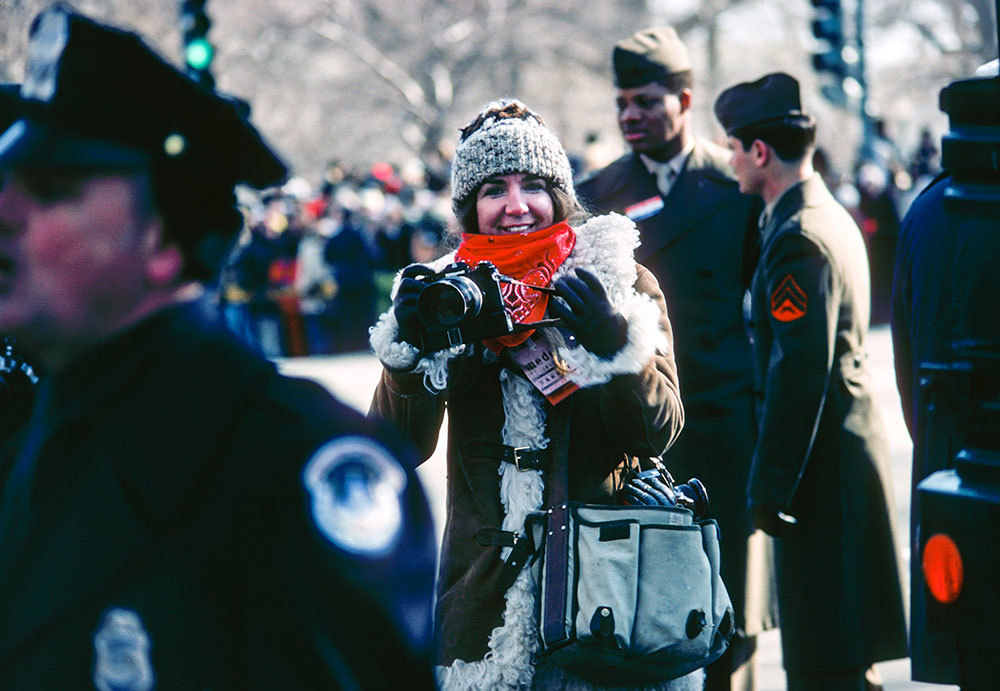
[0,301,437,690]
[749,174,907,672]
[576,140,775,636]
[369,214,684,689]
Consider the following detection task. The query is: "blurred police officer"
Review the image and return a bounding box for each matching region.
[0,86,39,449]
[715,73,907,691]
[0,6,436,689]
[575,29,773,691]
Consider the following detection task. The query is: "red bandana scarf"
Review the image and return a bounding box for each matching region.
[455,221,576,350]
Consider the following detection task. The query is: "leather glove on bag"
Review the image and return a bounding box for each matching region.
[393,263,432,347]
[549,268,628,359]
[623,471,679,506]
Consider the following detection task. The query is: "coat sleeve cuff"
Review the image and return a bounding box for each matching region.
[558,291,668,388]
[369,308,465,392]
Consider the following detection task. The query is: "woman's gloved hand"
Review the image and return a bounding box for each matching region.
[549,268,627,358]
[623,471,678,506]
[393,264,432,347]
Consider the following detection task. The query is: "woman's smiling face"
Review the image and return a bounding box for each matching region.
[475,173,554,235]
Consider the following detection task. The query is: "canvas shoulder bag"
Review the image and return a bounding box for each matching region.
[502,405,735,686]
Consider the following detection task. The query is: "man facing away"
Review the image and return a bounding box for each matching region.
[576,27,774,691]
[0,5,436,688]
[714,72,908,691]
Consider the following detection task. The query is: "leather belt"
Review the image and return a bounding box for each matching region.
[464,440,549,471]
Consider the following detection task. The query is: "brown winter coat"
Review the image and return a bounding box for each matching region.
[371,263,683,668]
[750,174,908,672]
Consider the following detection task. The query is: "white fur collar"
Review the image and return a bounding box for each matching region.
[370,212,668,392]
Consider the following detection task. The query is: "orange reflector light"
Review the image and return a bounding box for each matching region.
[922,533,964,604]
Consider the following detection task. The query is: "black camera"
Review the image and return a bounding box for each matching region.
[413,261,516,354]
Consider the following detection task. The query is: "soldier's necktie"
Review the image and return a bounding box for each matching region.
[653,163,676,197]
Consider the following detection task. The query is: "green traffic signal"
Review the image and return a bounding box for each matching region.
[185,37,213,71]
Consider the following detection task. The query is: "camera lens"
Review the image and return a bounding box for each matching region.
[417,276,483,328]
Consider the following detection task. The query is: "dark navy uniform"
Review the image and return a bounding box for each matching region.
[0,6,436,688]
[0,300,436,689]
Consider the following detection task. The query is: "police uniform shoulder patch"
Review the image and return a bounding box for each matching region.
[93,608,154,691]
[303,435,407,557]
[770,273,807,322]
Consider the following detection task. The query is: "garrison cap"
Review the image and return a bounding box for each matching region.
[612,27,691,89]
[714,72,806,135]
[0,4,286,188]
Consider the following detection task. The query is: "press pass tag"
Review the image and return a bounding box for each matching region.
[510,334,578,404]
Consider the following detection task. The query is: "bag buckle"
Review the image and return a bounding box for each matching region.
[512,446,530,471]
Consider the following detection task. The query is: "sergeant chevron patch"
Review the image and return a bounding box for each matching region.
[770,274,807,322]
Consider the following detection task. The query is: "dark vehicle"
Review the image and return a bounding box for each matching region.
[908,25,1000,686]
[914,342,1000,689]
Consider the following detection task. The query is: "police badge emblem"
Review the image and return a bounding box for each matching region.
[21,6,70,103]
[93,608,154,691]
[303,436,407,557]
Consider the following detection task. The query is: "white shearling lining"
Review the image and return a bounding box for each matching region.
[369,252,466,392]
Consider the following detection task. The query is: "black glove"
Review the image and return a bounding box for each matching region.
[751,501,798,538]
[623,471,678,506]
[393,264,432,347]
[549,268,627,359]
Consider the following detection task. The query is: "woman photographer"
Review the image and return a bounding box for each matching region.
[369,100,690,690]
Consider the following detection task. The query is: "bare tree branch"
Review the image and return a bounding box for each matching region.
[312,20,436,124]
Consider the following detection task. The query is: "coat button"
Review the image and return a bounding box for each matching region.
[686,609,707,639]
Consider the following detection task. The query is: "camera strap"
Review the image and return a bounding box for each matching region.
[512,317,562,332]
[497,276,560,295]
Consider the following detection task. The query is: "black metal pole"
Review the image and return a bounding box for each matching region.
[856,0,874,162]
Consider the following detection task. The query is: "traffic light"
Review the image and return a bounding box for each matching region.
[810,0,847,79]
[181,0,214,89]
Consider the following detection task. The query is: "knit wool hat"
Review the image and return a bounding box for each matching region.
[450,99,575,212]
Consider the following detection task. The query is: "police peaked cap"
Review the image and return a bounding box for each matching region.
[612,27,691,89]
[714,72,807,135]
[0,3,287,190]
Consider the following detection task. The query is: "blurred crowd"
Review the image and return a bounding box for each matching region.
[220,156,454,357]
[813,120,942,323]
[220,119,941,359]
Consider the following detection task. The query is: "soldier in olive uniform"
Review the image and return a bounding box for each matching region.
[0,6,436,689]
[575,27,774,691]
[715,73,908,691]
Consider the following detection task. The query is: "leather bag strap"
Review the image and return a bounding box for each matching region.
[463,440,549,471]
[540,399,572,648]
